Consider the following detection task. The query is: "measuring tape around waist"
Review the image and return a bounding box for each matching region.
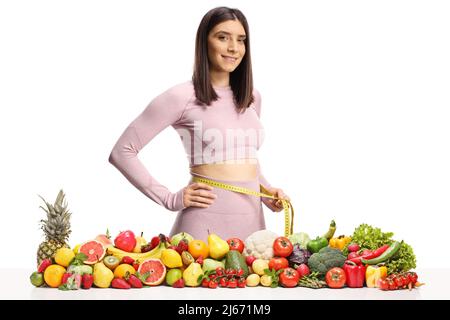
[191,176,294,237]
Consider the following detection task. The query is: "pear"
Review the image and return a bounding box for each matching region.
[202,258,225,273]
[133,232,147,253]
[182,262,204,287]
[208,232,230,260]
[93,262,114,288]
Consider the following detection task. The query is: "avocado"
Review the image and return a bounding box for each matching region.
[224,251,249,277]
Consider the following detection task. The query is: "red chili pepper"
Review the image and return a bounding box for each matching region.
[362,245,390,260]
[343,260,366,288]
[348,244,391,264]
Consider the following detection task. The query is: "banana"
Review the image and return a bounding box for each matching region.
[107,241,168,263]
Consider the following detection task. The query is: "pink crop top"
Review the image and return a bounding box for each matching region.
[108,80,273,211]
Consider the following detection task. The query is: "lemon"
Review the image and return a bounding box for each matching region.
[55,247,75,267]
[161,249,183,268]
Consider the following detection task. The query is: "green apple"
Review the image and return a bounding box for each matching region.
[166,268,183,286]
[170,232,194,246]
[202,258,225,273]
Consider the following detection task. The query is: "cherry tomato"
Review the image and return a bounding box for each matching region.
[237,277,246,288]
[201,279,210,288]
[279,267,300,288]
[388,279,397,290]
[268,257,289,271]
[377,279,389,290]
[227,278,237,288]
[227,238,245,253]
[236,268,244,277]
[219,277,228,287]
[273,237,294,257]
[215,267,224,276]
[325,267,346,289]
[208,280,218,289]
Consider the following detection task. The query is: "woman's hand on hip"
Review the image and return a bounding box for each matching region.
[262,187,290,212]
[183,182,217,208]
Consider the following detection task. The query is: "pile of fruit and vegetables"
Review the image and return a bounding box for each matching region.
[30,190,423,291]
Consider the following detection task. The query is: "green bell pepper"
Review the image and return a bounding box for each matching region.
[306,236,329,253]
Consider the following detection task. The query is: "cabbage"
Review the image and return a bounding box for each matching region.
[288,244,312,268]
[288,232,311,249]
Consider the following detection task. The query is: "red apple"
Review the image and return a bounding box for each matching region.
[114,230,136,252]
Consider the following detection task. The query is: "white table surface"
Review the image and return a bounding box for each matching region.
[2,268,448,300]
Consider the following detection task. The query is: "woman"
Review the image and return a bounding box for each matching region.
[109,7,290,242]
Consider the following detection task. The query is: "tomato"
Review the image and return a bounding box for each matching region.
[268,257,289,271]
[325,267,346,289]
[279,268,300,288]
[273,237,294,257]
[227,238,245,253]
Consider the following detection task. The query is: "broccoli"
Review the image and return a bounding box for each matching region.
[307,247,346,277]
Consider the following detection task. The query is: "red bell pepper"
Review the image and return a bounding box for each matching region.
[343,261,366,288]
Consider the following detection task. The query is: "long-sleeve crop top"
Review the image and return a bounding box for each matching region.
[108,80,273,211]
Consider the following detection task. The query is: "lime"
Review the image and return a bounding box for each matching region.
[166,268,183,286]
[30,272,44,287]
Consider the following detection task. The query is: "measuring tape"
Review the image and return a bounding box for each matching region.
[192,176,294,237]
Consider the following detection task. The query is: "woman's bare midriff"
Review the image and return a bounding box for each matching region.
[190,159,258,181]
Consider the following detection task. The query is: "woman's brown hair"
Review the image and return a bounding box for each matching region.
[192,6,254,113]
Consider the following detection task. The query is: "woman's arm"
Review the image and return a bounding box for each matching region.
[108,86,189,211]
[252,88,273,189]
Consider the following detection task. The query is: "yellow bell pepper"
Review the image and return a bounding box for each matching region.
[328,235,352,250]
[365,265,387,288]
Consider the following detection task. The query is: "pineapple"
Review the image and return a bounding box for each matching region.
[36,189,72,266]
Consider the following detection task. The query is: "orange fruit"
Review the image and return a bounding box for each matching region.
[137,258,166,286]
[43,264,66,288]
[188,239,209,259]
[113,264,136,279]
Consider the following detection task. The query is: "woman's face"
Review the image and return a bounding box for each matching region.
[207,19,246,74]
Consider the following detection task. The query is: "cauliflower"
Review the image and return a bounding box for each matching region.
[244,230,279,260]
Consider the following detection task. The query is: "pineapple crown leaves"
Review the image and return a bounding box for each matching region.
[38,189,72,242]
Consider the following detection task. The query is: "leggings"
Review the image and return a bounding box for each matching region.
[169,172,266,242]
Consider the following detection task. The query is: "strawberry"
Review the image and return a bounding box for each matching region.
[61,272,72,285]
[82,274,93,289]
[172,279,185,288]
[126,274,143,288]
[177,239,189,253]
[111,278,131,289]
[121,256,135,265]
[37,259,52,273]
[196,256,204,265]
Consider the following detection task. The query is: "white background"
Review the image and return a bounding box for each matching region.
[1,0,449,269]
